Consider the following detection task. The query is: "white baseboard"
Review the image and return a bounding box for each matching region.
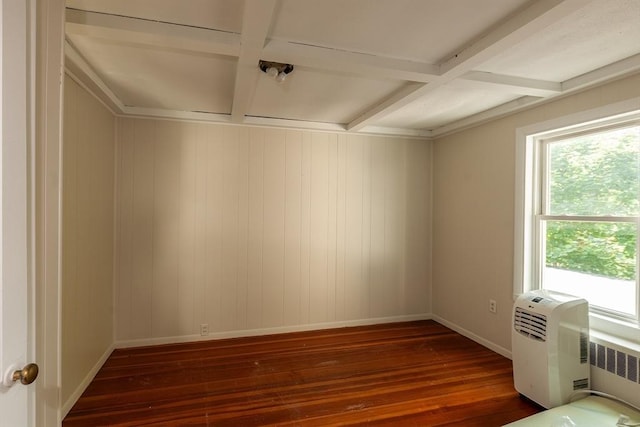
[61,342,116,420]
[431,315,512,359]
[115,313,433,349]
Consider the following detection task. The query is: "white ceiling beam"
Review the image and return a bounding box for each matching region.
[230,0,278,123]
[262,40,440,82]
[65,8,241,57]
[64,41,126,113]
[458,71,562,97]
[439,0,591,76]
[433,54,640,137]
[347,81,426,130]
[347,0,591,131]
[562,52,640,92]
[431,96,543,137]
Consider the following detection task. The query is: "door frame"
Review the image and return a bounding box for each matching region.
[34,0,65,425]
[1,0,34,424]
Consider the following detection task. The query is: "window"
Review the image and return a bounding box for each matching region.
[515,99,640,341]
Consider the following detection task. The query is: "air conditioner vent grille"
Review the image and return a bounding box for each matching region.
[514,307,547,341]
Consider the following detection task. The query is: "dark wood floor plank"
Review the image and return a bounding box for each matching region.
[63,320,541,426]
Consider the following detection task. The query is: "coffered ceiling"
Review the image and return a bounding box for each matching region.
[65,0,640,138]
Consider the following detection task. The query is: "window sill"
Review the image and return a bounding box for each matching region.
[589,313,640,353]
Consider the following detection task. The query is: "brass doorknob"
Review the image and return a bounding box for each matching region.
[12,363,39,385]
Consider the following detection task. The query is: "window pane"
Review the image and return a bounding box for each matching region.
[543,220,637,316]
[548,126,640,216]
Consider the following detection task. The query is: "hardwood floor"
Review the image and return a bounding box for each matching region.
[63,320,542,426]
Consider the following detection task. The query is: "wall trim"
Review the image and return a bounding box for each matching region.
[61,343,116,420]
[115,314,433,349]
[35,1,66,425]
[431,315,512,360]
[64,69,119,117]
[114,112,432,141]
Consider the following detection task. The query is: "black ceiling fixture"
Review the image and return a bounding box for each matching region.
[259,60,294,83]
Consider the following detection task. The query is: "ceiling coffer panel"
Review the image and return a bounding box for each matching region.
[69,35,237,114]
[248,67,407,124]
[270,0,530,63]
[66,0,244,33]
[64,0,640,137]
[374,84,522,130]
[476,0,640,82]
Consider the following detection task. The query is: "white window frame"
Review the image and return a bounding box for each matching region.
[514,97,640,343]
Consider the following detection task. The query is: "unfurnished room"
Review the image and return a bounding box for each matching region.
[1,0,640,425]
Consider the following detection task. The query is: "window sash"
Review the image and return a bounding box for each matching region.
[534,216,639,322]
[533,124,640,325]
[538,215,639,223]
[514,99,640,342]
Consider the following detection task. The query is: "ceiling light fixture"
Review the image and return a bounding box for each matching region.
[259,60,294,83]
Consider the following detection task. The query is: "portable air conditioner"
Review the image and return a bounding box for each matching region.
[512,289,589,409]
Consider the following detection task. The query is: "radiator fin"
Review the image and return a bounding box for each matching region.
[514,307,547,341]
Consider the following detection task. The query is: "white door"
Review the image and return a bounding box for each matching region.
[0,0,36,425]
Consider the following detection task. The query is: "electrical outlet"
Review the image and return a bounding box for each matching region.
[489,299,497,314]
[200,323,209,336]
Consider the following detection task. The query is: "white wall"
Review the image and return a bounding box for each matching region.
[61,66,640,414]
[432,72,640,352]
[61,76,116,408]
[115,119,432,342]
[432,73,640,407]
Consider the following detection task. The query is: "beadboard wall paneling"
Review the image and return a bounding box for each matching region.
[115,118,432,341]
[62,76,116,406]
